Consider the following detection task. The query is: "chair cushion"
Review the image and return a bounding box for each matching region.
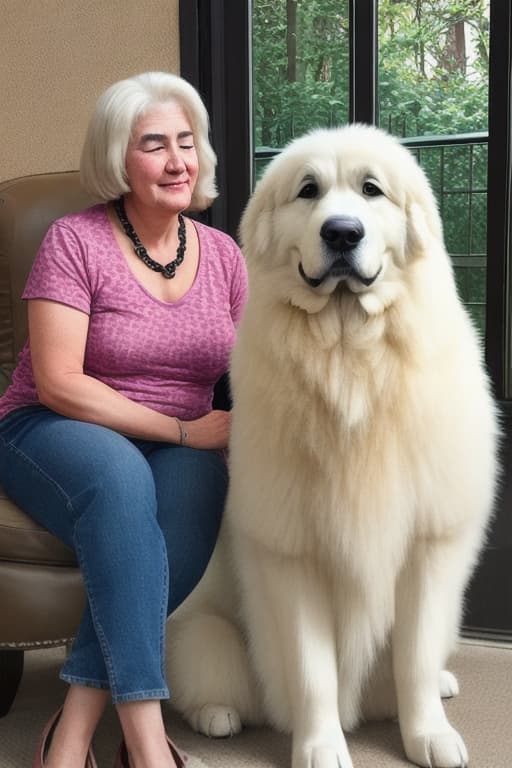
[0,485,77,566]
[0,172,92,570]
[0,172,96,367]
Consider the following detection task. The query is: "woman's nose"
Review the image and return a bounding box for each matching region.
[165,151,186,173]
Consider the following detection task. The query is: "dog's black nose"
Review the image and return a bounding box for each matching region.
[320,216,364,251]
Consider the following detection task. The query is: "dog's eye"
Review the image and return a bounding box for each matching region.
[297,182,319,199]
[362,181,383,197]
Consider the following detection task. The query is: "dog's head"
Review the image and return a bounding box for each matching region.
[240,124,444,315]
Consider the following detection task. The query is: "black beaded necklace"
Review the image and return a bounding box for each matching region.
[113,197,186,279]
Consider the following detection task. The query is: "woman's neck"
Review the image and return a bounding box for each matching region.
[121,195,183,250]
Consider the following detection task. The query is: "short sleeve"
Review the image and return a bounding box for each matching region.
[22,220,92,314]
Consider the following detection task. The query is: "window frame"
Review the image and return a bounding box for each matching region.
[179,0,252,239]
[486,0,512,398]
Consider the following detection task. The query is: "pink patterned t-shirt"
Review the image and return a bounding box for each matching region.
[0,204,248,421]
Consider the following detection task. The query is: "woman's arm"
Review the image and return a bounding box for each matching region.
[28,299,230,449]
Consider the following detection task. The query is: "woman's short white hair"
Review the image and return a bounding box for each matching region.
[80,71,218,211]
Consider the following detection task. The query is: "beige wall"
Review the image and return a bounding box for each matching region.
[0,0,180,182]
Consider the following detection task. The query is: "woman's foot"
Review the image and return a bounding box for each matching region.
[114,736,187,768]
[34,708,97,768]
[116,700,180,768]
[38,686,108,768]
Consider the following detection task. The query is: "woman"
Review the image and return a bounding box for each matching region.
[0,72,247,768]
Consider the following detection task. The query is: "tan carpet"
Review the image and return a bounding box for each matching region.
[0,641,510,767]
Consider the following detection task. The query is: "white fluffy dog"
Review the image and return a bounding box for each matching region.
[166,125,498,768]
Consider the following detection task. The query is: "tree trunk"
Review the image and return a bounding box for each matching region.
[287,0,297,83]
[441,20,467,74]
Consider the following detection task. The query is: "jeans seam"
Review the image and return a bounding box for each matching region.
[72,520,120,699]
[159,538,169,684]
[71,506,170,702]
[2,442,74,511]
[59,672,110,690]
[113,689,170,704]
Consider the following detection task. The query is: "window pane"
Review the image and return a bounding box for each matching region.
[252,0,350,179]
[378,0,490,137]
[411,139,488,336]
[378,1,490,337]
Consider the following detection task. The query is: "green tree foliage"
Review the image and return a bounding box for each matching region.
[252,0,489,147]
[379,0,489,136]
[252,0,350,148]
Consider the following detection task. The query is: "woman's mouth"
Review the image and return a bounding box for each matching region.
[159,181,188,188]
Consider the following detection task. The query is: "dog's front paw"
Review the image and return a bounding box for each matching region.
[404,727,468,768]
[293,743,354,768]
[189,704,242,738]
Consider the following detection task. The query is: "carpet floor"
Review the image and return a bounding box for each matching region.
[0,640,510,767]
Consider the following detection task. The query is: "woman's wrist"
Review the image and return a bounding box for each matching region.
[174,417,188,446]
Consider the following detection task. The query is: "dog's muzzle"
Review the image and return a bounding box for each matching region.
[299,215,381,288]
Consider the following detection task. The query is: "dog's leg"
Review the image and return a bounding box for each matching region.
[360,645,397,722]
[235,536,354,768]
[439,670,459,699]
[334,588,391,731]
[166,537,263,736]
[166,611,262,736]
[362,651,459,722]
[393,536,473,768]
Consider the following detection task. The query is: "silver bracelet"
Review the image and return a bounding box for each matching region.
[174,417,188,446]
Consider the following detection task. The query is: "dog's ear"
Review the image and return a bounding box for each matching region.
[406,202,436,255]
[405,163,444,257]
[239,177,273,264]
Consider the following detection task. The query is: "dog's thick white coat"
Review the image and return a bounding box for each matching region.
[167,125,498,768]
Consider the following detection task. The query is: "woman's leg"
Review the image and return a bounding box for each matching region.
[44,687,109,768]
[43,688,177,768]
[112,442,227,767]
[0,410,221,766]
[0,406,169,702]
[138,443,228,614]
[117,699,179,767]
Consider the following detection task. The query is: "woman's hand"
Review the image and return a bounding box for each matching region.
[183,410,232,450]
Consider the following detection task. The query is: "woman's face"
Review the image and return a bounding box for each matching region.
[124,101,199,214]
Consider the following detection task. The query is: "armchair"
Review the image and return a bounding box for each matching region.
[0,172,96,716]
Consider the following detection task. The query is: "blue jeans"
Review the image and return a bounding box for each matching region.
[0,405,227,703]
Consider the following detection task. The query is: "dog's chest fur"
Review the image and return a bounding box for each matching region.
[229,289,427,576]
